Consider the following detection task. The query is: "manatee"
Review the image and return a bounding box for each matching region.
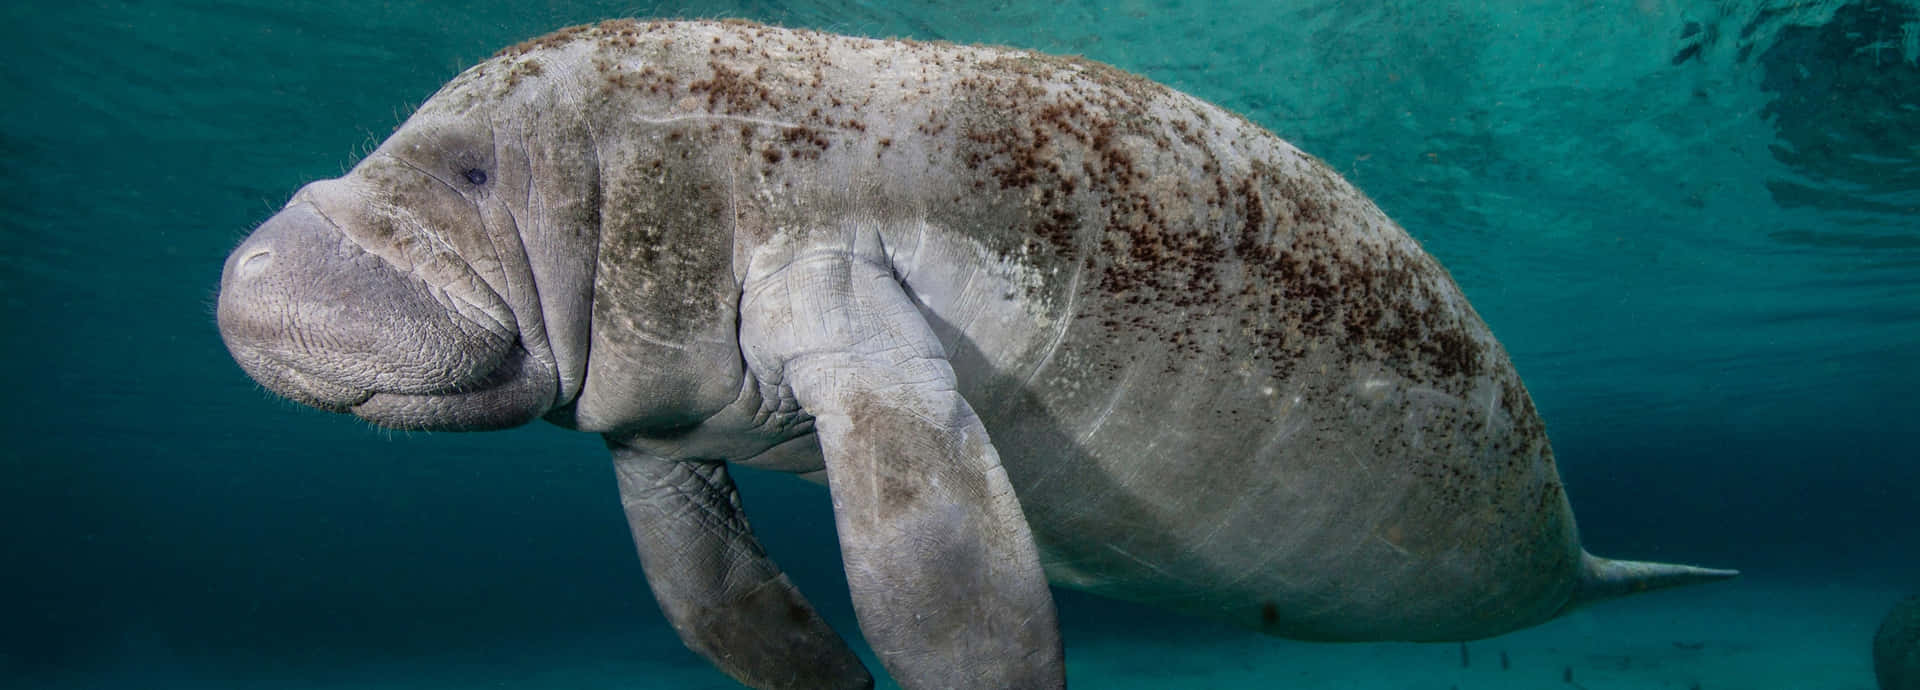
[214,19,1738,689]
[1881,595,1920,690]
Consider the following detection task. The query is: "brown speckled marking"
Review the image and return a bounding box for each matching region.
[913,48,1492,389]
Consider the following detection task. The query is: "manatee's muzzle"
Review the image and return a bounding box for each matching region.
[216,197,520,421]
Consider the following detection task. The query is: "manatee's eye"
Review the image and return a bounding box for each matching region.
[463,168,488,185]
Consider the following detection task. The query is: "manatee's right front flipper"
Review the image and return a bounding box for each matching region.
[611,445,872,689]
[740,241,1065,689]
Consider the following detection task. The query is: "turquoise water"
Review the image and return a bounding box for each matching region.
[3,1,1915,688]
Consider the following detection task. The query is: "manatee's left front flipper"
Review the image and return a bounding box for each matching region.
[611,448,873,689]
[740,240,1065,689]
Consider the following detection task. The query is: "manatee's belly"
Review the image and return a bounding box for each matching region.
[977,331,1579,640]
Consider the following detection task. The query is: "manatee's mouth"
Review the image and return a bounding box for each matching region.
[233,348,379,414]
[239,335,546,432]
[350,340,526,410]
[233,332,516,415]
[282,368,376,413]
[348,341,555,431]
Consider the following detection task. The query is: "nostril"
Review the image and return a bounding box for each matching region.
[237,249,273,279]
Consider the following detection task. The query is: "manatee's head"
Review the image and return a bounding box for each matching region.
[218,44,600,431]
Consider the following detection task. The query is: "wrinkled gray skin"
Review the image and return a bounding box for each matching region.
[217,20,1737,689]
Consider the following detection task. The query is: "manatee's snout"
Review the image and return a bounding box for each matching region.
[216,196,513,416]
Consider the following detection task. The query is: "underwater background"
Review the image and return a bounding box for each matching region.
[3,0,1916,687]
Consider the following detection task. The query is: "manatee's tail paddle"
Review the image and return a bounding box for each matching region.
[1566,551,1740,610]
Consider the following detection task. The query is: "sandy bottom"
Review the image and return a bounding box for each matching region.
[21,574,1897,689]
